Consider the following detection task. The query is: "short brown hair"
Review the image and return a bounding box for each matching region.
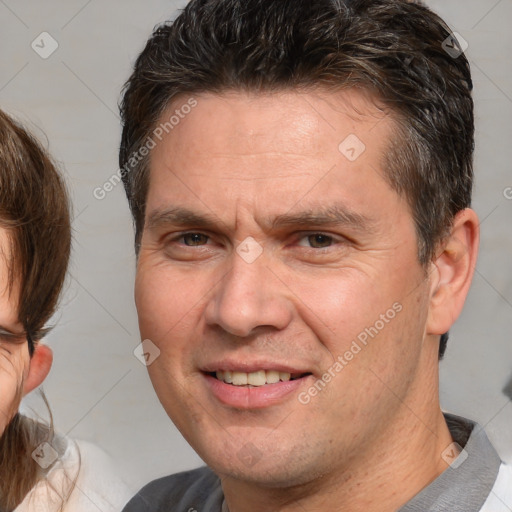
[119,0,474,358]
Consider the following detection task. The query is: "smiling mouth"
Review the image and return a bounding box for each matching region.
[208,370,311,387]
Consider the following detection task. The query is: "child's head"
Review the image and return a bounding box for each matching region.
[0,108,71,508]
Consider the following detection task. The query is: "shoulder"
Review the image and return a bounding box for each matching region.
[68,439,134,510]
[16,436,133,512]
[480,463,512,511]
[122,466,222,512]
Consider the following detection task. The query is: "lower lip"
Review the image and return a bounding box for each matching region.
[203,373,310,409]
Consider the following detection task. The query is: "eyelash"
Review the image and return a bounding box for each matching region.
[0,328,45,344]
[296,233,336,249]
[0,336,24,356]
[0,330,25,343]
[169,231,342,249]
[178,233,211,247]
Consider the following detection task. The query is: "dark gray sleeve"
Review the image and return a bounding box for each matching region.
[122,467,223,512]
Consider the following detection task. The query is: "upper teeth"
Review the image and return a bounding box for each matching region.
[215,370,292,386]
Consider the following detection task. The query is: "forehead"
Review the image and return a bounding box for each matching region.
[146,88,402,223]
[0,227,19,323]
[156,88,393,160]
[0,227,11,285]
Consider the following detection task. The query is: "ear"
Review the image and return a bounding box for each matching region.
[426,209,479,336]
[23,343,53,395]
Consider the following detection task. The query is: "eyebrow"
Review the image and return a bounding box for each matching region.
[270,205,375,233]
[146,204,376,234]
[147,208,221,231]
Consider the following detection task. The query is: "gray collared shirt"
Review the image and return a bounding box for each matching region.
[399,414,501,511]
[123,413,502,512]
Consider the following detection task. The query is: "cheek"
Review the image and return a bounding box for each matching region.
[279,267,394,345]
[134,265,210,427]
[281,262,428,378]
[136,264,186,335]
[134,262,211,362]
[0,355,24,434]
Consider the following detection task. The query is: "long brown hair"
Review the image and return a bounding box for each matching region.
[0,109,72,510]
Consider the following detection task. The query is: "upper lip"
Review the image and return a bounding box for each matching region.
[201,359,312,375]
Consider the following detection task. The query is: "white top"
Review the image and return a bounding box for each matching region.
[15,435,133,512]
[480,463,512,511]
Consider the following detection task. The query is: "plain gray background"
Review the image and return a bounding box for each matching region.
[1,0,511,492]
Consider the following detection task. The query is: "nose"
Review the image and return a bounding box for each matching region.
[204,249,293,338]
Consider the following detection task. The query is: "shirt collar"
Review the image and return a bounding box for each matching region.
[399,413,501,512]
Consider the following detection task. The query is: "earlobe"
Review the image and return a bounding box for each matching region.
[426,209,479,336]
[23,343,53,395]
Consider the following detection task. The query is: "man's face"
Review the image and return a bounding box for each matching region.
[135,90,434,485]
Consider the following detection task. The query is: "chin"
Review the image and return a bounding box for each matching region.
[215,459,328,490]
[196,435,325,489]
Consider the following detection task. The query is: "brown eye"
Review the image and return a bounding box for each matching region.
[306,234,333,248]
[182,233,209,246]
